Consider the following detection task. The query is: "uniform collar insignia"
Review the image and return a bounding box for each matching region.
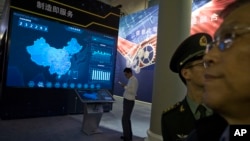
[177,134,188,139]
[180,105,185,112]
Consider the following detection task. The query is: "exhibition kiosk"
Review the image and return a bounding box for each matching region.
[75,89,115,135]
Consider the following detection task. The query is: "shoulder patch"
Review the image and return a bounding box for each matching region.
[162,102,180,114]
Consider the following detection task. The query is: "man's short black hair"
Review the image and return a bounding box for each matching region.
[123,68,132,73]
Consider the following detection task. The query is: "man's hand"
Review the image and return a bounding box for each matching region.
[118,81,125,87]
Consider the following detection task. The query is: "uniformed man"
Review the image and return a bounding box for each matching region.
[161,33,213,141]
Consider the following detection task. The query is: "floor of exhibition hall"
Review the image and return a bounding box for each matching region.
[0,96,151,141]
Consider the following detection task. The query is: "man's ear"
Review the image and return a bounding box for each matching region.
[181,68,190,81]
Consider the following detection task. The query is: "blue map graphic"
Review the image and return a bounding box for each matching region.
[26,37,83,78]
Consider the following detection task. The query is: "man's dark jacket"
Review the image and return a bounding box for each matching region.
[185,114,228,141]
[161,98,196,141]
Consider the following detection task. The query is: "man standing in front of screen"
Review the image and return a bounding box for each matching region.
[119,67,138,141]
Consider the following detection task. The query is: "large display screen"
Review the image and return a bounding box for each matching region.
[5,10,117,90]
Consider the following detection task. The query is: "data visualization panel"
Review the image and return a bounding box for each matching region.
[5,11,117,90]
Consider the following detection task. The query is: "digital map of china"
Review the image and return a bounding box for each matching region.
[26,37,83,78]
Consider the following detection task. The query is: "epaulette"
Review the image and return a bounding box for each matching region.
[162,102,180,114]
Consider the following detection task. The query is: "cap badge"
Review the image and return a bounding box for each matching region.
[199,35,208,47]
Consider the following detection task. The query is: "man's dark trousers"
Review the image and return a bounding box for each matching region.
[122,98,135,141]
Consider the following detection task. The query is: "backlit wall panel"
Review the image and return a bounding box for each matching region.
[191,0,235,36]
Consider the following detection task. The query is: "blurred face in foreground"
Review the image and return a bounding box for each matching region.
[203,3,250,124]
